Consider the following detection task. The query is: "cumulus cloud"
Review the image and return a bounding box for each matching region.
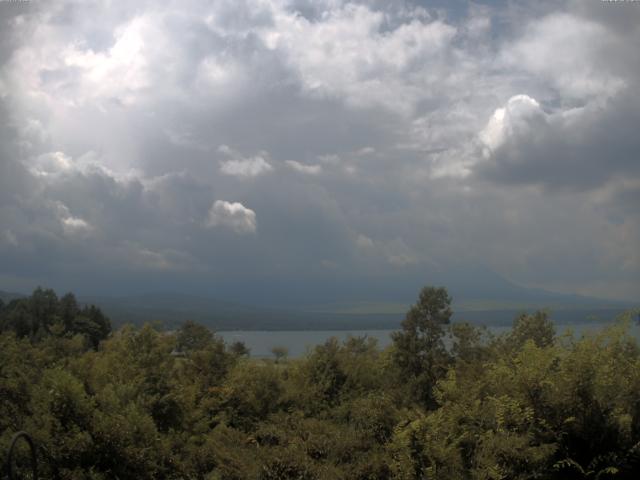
[218,145,273,178]
[479,95,544,155]
[285,160,322,175]
[52,201,93,236]
[61,216,93,235]
[262,3,457,115]
[30,151,73,176]
[476,91,640,191]
[220,156,272,177]
[502,13,625,101]
[205,200,257,234]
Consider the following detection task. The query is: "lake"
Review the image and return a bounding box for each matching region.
[219,321,640,358]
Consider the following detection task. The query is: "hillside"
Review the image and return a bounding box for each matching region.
[0,290,25,303]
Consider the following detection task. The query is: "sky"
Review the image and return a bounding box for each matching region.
[0,0,639,305]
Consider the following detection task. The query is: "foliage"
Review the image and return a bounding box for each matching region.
[0,286,639,479]
[0,287,111,348]
[271,346,289,363]
[391,286,453,408]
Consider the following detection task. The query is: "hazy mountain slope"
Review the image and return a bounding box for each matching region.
[3,267,635,330]
[0,290,25,303]
[192,264,633,309]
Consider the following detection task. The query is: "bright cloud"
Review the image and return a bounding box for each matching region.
[29,151,73,176]
[218,145,273,178]
[220,156,273,177]
[205,200,257,234]
[62,216,93,235]
[502,13,625,101]
[285,160,322,175]
[479,94,544,155]
[263,3,457,114]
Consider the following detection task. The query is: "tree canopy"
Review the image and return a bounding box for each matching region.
[0,286,639,479]
[391,286,452,408]
[0,287,111,348]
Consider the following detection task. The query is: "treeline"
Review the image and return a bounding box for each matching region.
[0,287,111,348]
[0,287,639,479]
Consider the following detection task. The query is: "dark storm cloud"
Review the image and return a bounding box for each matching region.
[0,0,638,301]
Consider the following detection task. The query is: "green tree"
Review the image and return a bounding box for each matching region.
[1,285,639,479]
[391,286,452,408]
[29,287,59,337]
[271,346,288,364]
[72,305,111,348]
[0,289,110,348]
[176,320,214,352]
[3,300,34,338]
[229,340,250,357]
[510,310,555,349]
[300,337,347,409]
[58,292,80,332]
[220,361,284,430]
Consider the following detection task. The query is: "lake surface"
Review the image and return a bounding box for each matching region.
[219,321,640,358]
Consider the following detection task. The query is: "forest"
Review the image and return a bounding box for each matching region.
[1,286,639,479]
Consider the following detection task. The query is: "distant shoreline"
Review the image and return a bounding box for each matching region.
[208,307,632,332]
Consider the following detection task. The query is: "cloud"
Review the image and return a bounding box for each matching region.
[60,16,151,106]
[61,216,93,235]
[355,234,374,249]
[30,151,73,176]
[125,243,201,272]
[218,145,273,178]
[205,200,257,234]
[220,156,272,177]
[0,0,637,301]
[356,147,375,156]
[501,13,625,101]
[262,3,457,115]
[317,154,340,164]
[476,91,640,191]
[285,160,322,175]
[51,201,93,236]
[479,95,543,155]
[2,230,18,247]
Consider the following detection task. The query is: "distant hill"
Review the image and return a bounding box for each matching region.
[187,264,635,311]
[3,267,636,331]
[0,290,26,303]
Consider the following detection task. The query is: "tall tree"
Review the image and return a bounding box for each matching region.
[510,310,555,349]
[176,320,213,352]
[391,286,452,408]
[58,292,80,332]
[271,346,288,364]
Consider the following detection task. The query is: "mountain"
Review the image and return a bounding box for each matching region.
[187,264,633,310]
[80,285,636,332]
[0,290,26,303]
[3,266,635,330]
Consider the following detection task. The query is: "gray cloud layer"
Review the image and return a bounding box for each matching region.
[0,0,638,301]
